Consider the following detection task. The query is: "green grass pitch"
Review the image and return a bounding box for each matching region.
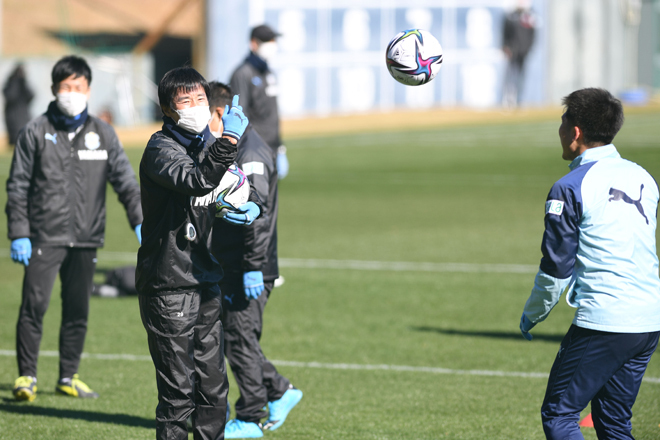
[0,111,659,439]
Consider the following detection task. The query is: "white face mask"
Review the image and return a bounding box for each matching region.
[211,130,223,138]
[257,41,278,63]
[56,92,88,117]
[174,105,211,134]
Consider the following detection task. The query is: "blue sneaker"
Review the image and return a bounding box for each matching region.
[263,387,303,431]
[224,419,263,438]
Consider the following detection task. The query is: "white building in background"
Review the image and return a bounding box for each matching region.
[207,0,655,118]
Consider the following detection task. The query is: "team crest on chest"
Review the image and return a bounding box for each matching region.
[84,132,101,150]
[78,131,108,160]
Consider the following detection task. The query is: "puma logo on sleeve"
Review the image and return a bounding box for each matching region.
[608,184,649,225]
[45,133,57,144]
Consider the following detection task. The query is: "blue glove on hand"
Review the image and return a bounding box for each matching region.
[277,146,289,180]
[520,313,536,341]
[10,238,32,266]
[244,271,265,299]
[222,95,249,142]
[222,202,260,226]
[135,224,142,245]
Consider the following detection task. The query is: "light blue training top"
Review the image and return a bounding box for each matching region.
[524,144,660,333]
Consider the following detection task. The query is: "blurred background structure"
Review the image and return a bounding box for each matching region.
[0,0,658,135]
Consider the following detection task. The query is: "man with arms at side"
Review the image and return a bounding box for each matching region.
[137,66,259,440]
[520,88,660,439]
[7,55,142,401]
[501,1,536,107]
[208,82,302,438]
[230,24,289,181]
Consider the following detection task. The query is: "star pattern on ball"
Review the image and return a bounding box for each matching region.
[399,41,443,85]
[386,29,424,54]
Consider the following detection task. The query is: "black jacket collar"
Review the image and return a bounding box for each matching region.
[246,52,269,74]
[161,116,211,153]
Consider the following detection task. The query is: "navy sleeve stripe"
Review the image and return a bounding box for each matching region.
[539,161,596,279]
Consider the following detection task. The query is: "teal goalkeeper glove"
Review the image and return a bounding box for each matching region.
[135,224,142,245]
[10,238,32,266]
[221,95,249,142]
[277,146,289,180]
[222,202,260,226]
[519,313,535,341]
[244,271,264,299]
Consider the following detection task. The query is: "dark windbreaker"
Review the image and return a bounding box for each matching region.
[6,110,142,247]
[230,53,281,152]
[212,126,279,281]
[136,124,262,296]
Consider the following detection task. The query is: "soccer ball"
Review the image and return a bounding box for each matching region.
[385,29,443,86]
[215,164,250,217]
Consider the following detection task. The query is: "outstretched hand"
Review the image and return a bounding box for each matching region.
[221,95,249,143]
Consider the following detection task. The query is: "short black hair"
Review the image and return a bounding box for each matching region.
[158,66,210,110]
[51,55,92,86]
[208,81,233,110]
[562,88,624,145]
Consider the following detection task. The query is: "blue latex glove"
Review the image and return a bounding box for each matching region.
[222,202,260,226]
[10,238,32,266]
[135,224,142,245]
[221,95,249,142]
[244,271,265,299]
[520,313,536,341]
[277,146,289,180]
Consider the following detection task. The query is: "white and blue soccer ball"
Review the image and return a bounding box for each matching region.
[215,164,250,218]
[385,29,443,86]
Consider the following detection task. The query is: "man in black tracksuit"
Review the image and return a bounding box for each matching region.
[137,67,258,440]
[3,63,34,146]
[208,82,301,438]
[6,56,142,401]
[230,24,289,180]
[502,5,536,107]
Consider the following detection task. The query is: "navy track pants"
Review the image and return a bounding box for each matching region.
[541,325,659,440]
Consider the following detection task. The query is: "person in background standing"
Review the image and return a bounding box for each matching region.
[230,24,289,181]
[3,63,34,146]
[6,55,142,402]
[502,2,536,107]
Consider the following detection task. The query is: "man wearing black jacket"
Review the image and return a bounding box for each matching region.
[6,55,142,402]
[502,3,536,107]
[137,67,258,440]
[209,82,302,438]
[230,24,289,180]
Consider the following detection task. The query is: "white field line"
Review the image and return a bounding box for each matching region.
[278,258,537,274]
[1,349,658,384]
[0,249,537,274]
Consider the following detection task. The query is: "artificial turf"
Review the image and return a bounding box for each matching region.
[0,110,658,439]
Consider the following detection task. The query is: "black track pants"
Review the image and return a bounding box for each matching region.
[221,281,290,423]
[139,287,228,440]
[16,246,97,379]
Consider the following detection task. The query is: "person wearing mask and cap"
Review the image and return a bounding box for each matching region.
[230,24,289,181]
[6,55,143,402]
